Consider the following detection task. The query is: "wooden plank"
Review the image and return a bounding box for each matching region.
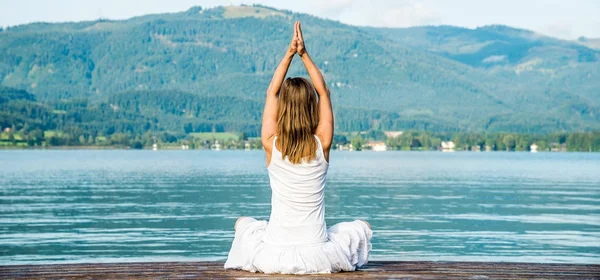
[1,261,598,279]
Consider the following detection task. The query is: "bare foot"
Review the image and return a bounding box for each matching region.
[234,216,248,231]
[359,220,371,229]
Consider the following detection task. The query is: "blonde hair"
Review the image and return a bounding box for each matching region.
[276,77,319,164]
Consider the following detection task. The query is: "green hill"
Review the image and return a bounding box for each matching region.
[370,25,599,67]
[1,5,599,136]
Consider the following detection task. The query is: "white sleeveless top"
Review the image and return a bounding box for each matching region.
[224,134,373,274]
[263,135,329,246]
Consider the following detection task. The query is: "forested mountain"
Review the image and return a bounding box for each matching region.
[370,25,600,67]
[1,5,599,137]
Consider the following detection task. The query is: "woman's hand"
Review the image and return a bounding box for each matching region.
[295,21,306,56]
[287,21,306,57]
[287,21,299,56]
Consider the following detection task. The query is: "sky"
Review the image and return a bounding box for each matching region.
[0,0,598,40]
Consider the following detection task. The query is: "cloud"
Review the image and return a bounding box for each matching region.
[294,0,441,28]
[377,1,441,27]
[539,23,575,40]
[299,0,357,21]
[2,0,599,40]
[318,0,355,15]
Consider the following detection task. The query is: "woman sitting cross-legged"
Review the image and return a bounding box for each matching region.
[224,21,373,274]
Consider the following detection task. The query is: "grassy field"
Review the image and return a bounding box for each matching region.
[0,140,27,147]
[0,132,23,140]
[189,132,240,141]
[222,5,288,19]
[43,130,65,138]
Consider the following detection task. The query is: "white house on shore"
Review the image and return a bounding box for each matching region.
[530,143,538,153]
[441,141,456,151]
[367,141,387,152]
[337,143,355,151]
[212,140,222,151]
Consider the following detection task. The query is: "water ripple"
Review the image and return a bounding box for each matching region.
[1,150,599,265]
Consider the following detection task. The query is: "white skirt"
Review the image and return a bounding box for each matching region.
[224,218,373,274]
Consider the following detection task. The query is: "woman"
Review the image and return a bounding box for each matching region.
[224,21,372,274]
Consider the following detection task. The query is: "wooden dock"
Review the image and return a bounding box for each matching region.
[1,261,599,279]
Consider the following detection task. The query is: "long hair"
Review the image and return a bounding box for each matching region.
[276,77,319,164]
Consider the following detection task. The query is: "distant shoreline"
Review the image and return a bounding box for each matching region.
[0,146,587,152]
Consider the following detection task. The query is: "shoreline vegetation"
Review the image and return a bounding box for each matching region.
[1,129,599,152]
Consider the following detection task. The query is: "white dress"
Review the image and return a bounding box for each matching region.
[224,135,373,274]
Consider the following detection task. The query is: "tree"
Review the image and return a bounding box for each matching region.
[110,133,130,146]
[332,134,348,148]
[410,138,422,149]
[47,136,64,146]
[351,135,364,151]
[419,133,431,149]
[8,132,15,145]
[566,134,581,151]
[26,136,35,147]
[452,134,464,149]
[31,129,44,146]
[535,140,548,152]
[502,134,516,151]
[485,138,495,150]
[516,136,529,151]
[131,141,144,149]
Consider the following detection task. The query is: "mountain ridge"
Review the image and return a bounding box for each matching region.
[1,5,598,135]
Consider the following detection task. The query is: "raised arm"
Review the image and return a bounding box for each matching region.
[262,22,298,162]
[296,22,334,157]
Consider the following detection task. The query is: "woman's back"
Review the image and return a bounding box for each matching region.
[264,135,329,246]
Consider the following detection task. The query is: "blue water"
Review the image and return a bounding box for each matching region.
[1,150,599,264]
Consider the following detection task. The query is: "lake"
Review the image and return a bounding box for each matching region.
[1,150,599,265]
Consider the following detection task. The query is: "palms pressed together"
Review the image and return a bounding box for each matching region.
[288,21,306,56]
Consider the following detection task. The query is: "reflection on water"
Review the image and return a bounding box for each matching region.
[1,150,599,264]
